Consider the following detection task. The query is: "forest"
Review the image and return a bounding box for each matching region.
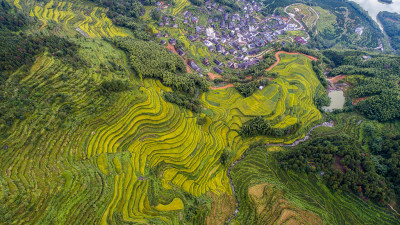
[278,134,393,204]
[378,12,400,52]
[0,1,87,129]
[241,116,301,137]
[235,80,268,97]
[322,49,400,121]
[87,0,147,30]
[113,37,210,111]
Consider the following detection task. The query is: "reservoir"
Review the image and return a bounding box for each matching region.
[323,91,345,112]
[350,0,400,25]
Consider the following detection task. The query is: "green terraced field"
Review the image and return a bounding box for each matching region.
[28,0,128,37]
[171,0,191,16]
[203,53,324,144]
[230,145,400,225]
[0,45,328,223]
[1,2,398,223]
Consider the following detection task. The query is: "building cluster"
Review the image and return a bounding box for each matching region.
[156,0,304,74]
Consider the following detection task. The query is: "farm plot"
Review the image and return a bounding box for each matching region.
[171,0,191,16]
[29,1,127,37]
[230,145,400,225]
[86,79,251,223]
[0,38,398,224]
[202,53,324,144]
[287,4,319,29]
[0,39,142,224]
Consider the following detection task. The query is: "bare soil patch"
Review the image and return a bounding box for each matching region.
[165,44,192,73]
[329,75,347,84]
[208,72,222,80]
[352,97,368,105]
[211,84,235,90]
[248,183,266,199]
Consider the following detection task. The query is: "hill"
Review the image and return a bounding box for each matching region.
[0,0,400,224]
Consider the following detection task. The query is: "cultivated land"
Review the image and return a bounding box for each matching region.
[0,40,326,223]
[230,145,400,224]
[1,0,399,224]
[28,0,128,37]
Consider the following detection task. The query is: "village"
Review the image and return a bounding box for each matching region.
[153,0,308,75]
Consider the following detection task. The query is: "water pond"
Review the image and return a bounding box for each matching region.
[322,90,345,112]
[351,0,400,24]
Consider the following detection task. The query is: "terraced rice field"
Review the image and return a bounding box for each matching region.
[1,33,398,224]
[171,0,191,16]
[29,1,127,37]
[203,53,324,144]
[0,38,141,223]
[0,76,247,223]
[0,47,326,224]
[230,145,400,224]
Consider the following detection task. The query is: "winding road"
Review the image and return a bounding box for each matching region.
[266,51,317,71]
[284,5,304,31]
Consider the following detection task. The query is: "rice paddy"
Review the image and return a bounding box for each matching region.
[29,0,127,37]
[171,0,191,16]
[203,53,324,144]
[230,145,400,224]
[1,2,397,222]
[0,45,329,223]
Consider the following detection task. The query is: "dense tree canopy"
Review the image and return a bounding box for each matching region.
[241,116,301,137]
[322,49,400,121]
[378,12,400,51]
[278,134,393,203]
[235,80,268,97]
[114,37,210,112]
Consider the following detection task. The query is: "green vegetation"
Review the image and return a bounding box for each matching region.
[378,11,400,52]
[323,49,400,121]
[262,0,383,49]
[241,116,301,137]
[113,37,186,79]
[99,79,131,94]
[278,134,393,203]
[230,143,399,224]
[1,0,400,224]
[113,37,210,112]
[235,80,268,97]
[163,91,202,112]
[316,112,400,211]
